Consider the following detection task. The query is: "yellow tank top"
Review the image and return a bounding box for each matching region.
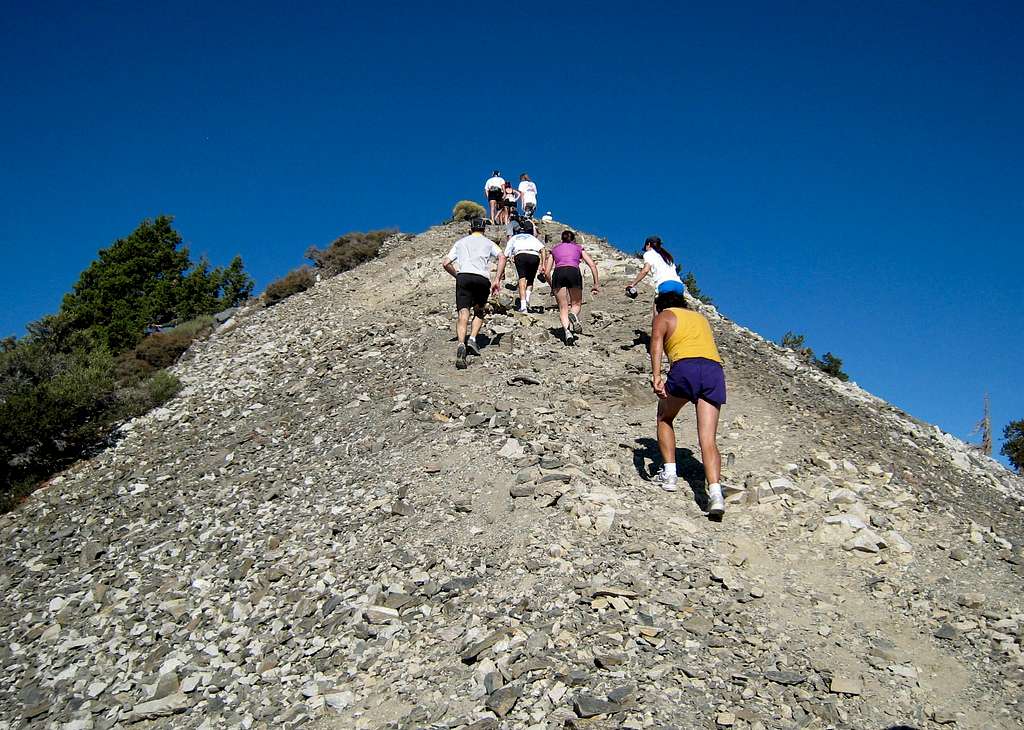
[664,308,721,363]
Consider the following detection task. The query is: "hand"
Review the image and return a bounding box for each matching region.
[491,282,500,294]
[652,378,667,399]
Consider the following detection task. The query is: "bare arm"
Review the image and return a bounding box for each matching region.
[650,311,671,398]
[581,251,600,291]
[628,263,652,289]
[441,257,458,278]
[491,254,507,293]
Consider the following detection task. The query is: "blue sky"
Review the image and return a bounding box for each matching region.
[2,1,1021,462]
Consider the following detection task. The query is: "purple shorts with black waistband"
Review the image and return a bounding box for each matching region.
[666,357,727,406]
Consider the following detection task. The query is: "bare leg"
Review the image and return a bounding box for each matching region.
[569,287,584,317]
[554,288,570,330]
[488,199,497,222]
[518,277,528,308]
[695,398,722,485]
[656,395,688,466]
[469,305,486,340]
[456,308,470,344]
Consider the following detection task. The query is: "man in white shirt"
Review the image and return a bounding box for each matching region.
[518,173,538,218]
[483,170,505,223]
[441,218,506,369]
[497,219,546,313]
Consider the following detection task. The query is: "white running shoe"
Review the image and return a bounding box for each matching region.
[707,486,725,516]
[466,338,480,356]
[652,469,678,492]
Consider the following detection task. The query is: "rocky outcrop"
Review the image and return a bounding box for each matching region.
[0,220,1021,729]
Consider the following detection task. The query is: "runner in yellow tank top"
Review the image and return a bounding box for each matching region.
[649,291,728,516]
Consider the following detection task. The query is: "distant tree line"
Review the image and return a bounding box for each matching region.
[0,216,253,512]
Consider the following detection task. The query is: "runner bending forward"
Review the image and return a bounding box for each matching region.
[649,290,727,516]
[545,229,600,346]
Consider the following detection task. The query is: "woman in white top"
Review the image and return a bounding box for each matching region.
[626,235,686,326]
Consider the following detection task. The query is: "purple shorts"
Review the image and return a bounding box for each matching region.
[666,357,727,406]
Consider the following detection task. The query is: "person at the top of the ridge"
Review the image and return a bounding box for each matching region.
[497,218,546,314]
[545,229,600,346]
[541,211,553,222]
[499,181,519,226]
[649,290,727,517]
[484,170,505,224]
[626,235,686,326]
[441,218,506,370]
[518,173,538,218]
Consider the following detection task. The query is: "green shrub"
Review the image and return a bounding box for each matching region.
[1002,420,1024,473]
[451,200,486,222]
[133,330,193,369]
[305,229,394,277]
[815,352,849,381]
[264,267,315,306]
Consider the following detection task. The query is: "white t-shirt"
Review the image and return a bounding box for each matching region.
[504,233,544,258]
[447,233,502,278]
[643,249,681,287]
[518,180,538,204]
[485,175,505,191]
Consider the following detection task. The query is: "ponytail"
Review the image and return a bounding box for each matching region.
[645,235,673,265]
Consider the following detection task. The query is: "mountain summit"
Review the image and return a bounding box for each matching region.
[1,220,1021,729]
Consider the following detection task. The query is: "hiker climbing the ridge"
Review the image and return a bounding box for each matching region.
[626,235,685,327]
[499,181,519,226]
[649,290,727,516]
[484,170,505,223]
[498,218,546,313]
[544,229,600,346]
[518,172,538,218]
[441,218,506,369]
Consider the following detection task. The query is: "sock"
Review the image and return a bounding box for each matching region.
[525,287,532,305]
[708,482,722,497]
[663,463,677,478]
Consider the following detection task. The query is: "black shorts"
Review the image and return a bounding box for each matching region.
[455,273,490,310]
[487,188,503,202]
[514,253,541,284]
[504,200,518,210]
[523,201,536,214]
[551,266,583,290]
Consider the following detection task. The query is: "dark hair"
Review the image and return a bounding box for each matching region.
[645,235,673,265]
[520,172,529,180]
[561,229,576,242]
[655,291,688,312]
[470,218,486,231]
[492,170,500,176]
[519,219,535,235]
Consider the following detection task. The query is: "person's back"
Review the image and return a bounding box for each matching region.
[663,307,721,363]
[518,174,538,213]
[643,248,682,287]
[505,232,544,258]
[485,174,505,191]
[449,232,500,277]
[550,241,583,269]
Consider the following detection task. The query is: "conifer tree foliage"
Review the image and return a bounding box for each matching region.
[1003,420,1024,473]
[60,216,253,351]
[1,216,252,510]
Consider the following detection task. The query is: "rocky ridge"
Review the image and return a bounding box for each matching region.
[1,220,1022,730]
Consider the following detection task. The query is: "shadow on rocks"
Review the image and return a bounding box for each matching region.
[631,437,709,511]
[621,329,651,353]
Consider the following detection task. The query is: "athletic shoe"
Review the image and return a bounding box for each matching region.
[466,338,480,356]
[568,313,583,334]
[651,469,678,492]
[707,486,725,516]
[518,306,528,314]
[564,331,576,347]
[455,344,467,369]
